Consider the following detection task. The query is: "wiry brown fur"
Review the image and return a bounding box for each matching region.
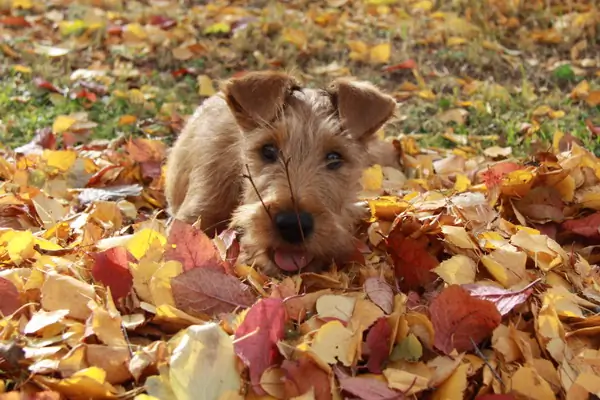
[165,71,399,276]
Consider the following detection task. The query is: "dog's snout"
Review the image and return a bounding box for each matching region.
[274,211,314,243]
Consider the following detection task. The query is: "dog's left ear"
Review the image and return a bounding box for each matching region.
[222,71,299,131]
[328,79,396,141]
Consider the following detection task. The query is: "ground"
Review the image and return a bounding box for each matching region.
[1,1,600,400]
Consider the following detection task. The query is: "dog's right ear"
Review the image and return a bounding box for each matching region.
[222,71,299,131]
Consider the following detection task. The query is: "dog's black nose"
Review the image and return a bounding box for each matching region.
[274,211,314,243]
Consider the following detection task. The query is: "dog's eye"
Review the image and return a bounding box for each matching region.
[326,152,343,170]
[261,144,279,163]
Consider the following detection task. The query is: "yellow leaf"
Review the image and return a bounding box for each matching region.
[52,115,77,133]
[570,80,589,99]
[125,22,147,39]
[150,260,183,307]
[282,28,307,49]
[316,295,356,323]
[1,230,36,264]
[348,40,369,62]
[447,36,467,46]
[35,367,118,399]
[554,175,575,202]
[118,115,137,126]
[432,254,477,285]
[585,91,600,107]
[431,363,469,400]
[310,320,360,367]
[417,89,436,101]
[510,366,556,400]
[126,229,166,260]
[12,64,31,74]
[12,0,32,9]
[369,43,391,64]
[362,164,383,191]
[42,150,77,172]
[204,22,231,35]
[411,0,433,11]
[481,249,527,287]
[197,75,216,97]
[501,169,534,197]
[383,368,429,396]
[41,272,97,320]
[441,225,477,250]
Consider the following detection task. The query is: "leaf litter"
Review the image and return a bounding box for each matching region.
[2,0,600,399]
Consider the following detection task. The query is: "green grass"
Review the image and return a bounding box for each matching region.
[0,0,599,155]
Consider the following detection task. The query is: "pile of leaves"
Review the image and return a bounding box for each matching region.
[2,127,600,400]
[2,0,600,399]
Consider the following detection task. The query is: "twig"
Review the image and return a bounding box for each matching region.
[469,337,505,390]
[242,164,272,221]
[282,154,305,243]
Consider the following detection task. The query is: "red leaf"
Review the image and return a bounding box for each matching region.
[430,285,501,355]
[171,267,256,317]
[282,357,332,400]
[14,127,56,155]
[79,80,108,96]
[91,247,135,301]
[0,16,31,27]
[148,15,177,29]
[461,280,539,316]
[585,118,600,138]
[387,232,439,291]
[171,68,198,78]
[383,59,417,72]
[33,77,61,93]
[365,317,391,374]
[106,25,123,35]
[164,219,224,271]
[562,212,600,239]
[234,298,286,396]
[73,89,97,103]
[334,366,405,399]
[364,277,393,314]
[0,277,22,316]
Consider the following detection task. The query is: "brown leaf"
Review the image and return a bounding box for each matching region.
[0,277,22,316]
[430,285,501,354]
[282,357,332,400]
[171,267,256,317]
[387,231,439,291]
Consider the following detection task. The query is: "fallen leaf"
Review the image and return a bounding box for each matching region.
[365,317,391,373]
[164,220,224,271]
[429,285,501,354]
[171,267,256,317]
[234,298,286,396]
[0,277,22,316]
[364,277,394,314]
[91,247,135,301]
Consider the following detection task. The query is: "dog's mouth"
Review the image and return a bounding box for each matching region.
[272,248,314,272]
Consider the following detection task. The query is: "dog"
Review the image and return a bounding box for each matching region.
[164,71,399,276]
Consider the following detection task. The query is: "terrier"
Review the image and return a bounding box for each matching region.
[165,71,398,276]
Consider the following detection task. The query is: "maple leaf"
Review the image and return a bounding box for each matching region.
[91,247,135,301]
[171,267,256,317]
[429,285,501,355]
[234,298,287,396]
[164,219,224,272]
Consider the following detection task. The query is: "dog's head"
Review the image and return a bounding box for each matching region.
[223,71,396,274]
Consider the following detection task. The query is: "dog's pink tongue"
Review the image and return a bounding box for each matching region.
[274,250,313,272]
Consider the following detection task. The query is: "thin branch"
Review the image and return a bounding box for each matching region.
[469,337,505,390]
[282,154,305,244]
[242,164,272,221]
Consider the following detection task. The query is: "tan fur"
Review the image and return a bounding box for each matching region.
[165,71,399,276]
